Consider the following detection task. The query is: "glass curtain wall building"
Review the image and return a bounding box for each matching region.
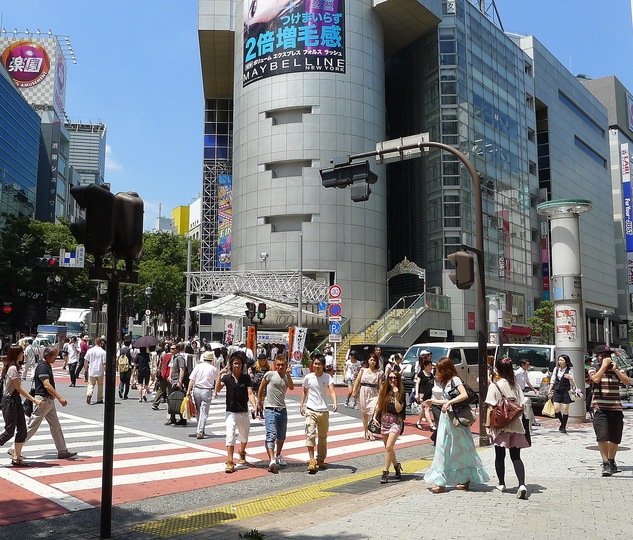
[386,0,534,338]
[0,65,39,226]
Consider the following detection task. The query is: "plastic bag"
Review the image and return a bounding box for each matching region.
[181,395,192,420]
[542,398,556,417]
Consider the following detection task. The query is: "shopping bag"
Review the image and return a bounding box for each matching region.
[542,398,556,417]
[188,396,197,418]
[181,395,192,420]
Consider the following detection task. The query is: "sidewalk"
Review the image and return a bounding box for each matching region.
[8,409,633,539]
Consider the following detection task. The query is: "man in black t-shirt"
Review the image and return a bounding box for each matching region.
[10,346,77,460]
[215,351,257,473]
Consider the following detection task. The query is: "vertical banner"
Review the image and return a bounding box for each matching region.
[620,143,633,293]
[291,326,307,363]
[224,319,235,345]
[243,0,346,86]
[217,173,232,268]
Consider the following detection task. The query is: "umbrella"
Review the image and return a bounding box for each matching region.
[208,342,224,350]
[134,335,159,348]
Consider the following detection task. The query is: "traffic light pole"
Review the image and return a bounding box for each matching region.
[347,139,489,446]
[90,267,138,540]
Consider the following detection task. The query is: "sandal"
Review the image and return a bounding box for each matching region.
[456,481,470,491]
[416,422,423,429]
[431,485,445,493]
[363,432,369,440]
[369,433,376,441]
[11,457,28,467]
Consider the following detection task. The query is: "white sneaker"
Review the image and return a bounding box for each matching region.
[517,485,527,499]
[496,484,506,492]
[268,459,278,472]
[276,455,287,467]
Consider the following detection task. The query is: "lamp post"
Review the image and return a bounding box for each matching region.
[144,286,153,335]
[603,310,611,347]
[176,302,181,339]
[259,252,269,269]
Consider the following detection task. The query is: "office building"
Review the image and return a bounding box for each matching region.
[198,0,622,343]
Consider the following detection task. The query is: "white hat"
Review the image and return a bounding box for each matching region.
[202,351,215,361]
[420,349,431,355]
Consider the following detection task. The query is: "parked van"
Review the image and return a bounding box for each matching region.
[401,342,496,394]
[498,344,556,409]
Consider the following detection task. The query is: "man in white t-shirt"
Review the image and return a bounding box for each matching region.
[300,354,338,474]
[85,337,107,404]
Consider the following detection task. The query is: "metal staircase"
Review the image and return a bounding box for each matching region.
[334,293,451,369]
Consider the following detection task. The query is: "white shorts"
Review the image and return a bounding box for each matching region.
[225,411,250,446]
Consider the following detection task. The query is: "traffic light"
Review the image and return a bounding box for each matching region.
[112,191,144,269]
[69,184,115,266]
[257,302,267,321]
[448,251,475,290]
[37,255,59,267]
[245,302,256,321]
[320,160,378,189]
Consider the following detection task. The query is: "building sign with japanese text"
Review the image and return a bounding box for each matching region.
[243,0,346,87]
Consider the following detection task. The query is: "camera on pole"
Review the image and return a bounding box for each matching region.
[448,251,475,290]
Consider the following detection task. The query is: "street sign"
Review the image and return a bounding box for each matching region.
[328,316,341,322]
[329,321,341,335]
[59,246,85,268]
[329,334,342,343]
[328,303,342,318]
[318,301,328,311]
[328,285,342,299]
[145,309,151,316]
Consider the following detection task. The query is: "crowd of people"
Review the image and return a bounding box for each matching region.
[0,336,630,496]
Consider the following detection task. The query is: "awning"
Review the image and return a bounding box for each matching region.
[189,293,322,320]
[503,325,532,336]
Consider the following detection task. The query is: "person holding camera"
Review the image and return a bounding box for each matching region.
[589,345,631,476]
[547,354,577,433]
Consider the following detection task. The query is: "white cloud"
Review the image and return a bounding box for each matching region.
[105,144,122,171]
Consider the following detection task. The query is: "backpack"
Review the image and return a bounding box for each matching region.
[117,354,130,373]
[489,382,524,429]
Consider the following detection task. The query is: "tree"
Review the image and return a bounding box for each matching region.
[0,215,94,333]
[528,300,554,344]
[128,232,199,336]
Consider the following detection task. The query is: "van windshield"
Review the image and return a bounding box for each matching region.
[500,345,553,371]
[403,345,450,364]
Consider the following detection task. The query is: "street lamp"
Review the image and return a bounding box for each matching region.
[175,302,181,338]
[603,310,611,347]
[144,286,153,335]
[259,252,269,269]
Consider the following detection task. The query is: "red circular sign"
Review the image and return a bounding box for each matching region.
[328,285,342,299]
[1,40,50,87]
[2,305,12,314]
[328,303,342,317]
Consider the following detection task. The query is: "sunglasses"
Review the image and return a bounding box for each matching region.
[388,376,397,380]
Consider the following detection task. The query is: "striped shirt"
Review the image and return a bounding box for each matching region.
[589,367,623,411]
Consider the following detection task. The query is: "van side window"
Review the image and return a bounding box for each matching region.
[464,349,479,365]
[449,349,461,365]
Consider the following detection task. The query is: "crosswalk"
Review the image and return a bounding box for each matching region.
[0,398,429,524]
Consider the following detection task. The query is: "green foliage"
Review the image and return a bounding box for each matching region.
[527,300,554,344]
[239,530,265,539]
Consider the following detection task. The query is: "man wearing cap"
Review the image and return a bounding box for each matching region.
[186,351,219,439]
[589,344,631,476]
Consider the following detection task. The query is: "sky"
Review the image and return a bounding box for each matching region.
[1,1,633,230]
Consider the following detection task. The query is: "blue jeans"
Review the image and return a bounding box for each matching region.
[264,407,288,449]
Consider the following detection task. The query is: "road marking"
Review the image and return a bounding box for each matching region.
[131,457,433,538]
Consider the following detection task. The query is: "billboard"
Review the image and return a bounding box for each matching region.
[620,143,633,252]
[0,36,67,117]
[243,0,346,86]
[217,173,232,268]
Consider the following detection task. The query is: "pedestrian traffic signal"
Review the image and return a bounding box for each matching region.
[37,255,59,267]
[69,184,115,267]
[245,302,256,321]
[448,251,475,290]
[257,303,267,320]
[112,191,144,269]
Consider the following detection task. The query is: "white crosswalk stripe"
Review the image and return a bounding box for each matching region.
[0,399,428,501]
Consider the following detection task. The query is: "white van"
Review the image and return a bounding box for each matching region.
[402,342,496,393]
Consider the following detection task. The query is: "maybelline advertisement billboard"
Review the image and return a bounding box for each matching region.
[243,0,346,86]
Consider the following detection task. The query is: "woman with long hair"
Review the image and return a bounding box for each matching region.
[373,369,406,483]
[485,357,529,499]
[423,357,489,493]
[0,345,42,466]
[547,354,576,433]
[352,353,383,440]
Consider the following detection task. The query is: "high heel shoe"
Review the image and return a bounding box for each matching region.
[380,470,389,484]
[394,463,402,479]
[456,481,470,490]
